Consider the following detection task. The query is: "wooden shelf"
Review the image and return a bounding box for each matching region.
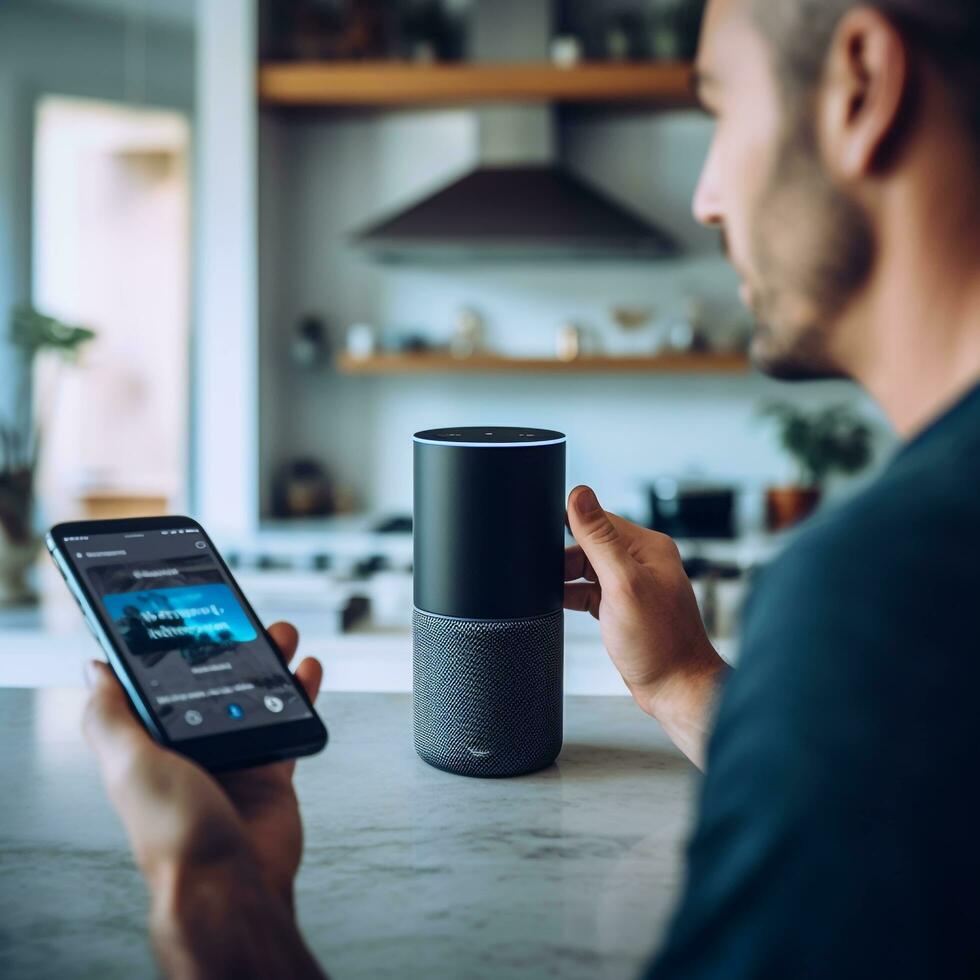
[336,352,749,375]
[259,61,695,108]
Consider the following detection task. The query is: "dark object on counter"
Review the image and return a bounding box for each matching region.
[341,594,370,631]
[353,553,387,577]
[648,479,737,540]
[413,426,566,778]
[683,557,743,637]
[374,514,413,533]
[272,458,335,518]
[683,555,734,580]
[766,485,822,531]
[256,554,295,571]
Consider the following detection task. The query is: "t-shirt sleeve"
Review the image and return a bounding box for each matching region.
[643,522,962,980]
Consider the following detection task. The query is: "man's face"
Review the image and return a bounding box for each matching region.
[692,0,873,380]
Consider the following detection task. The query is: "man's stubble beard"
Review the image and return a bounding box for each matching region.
[744,106,875,381]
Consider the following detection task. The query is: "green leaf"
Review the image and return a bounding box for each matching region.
[758,400,873,487]
[10,306,96,359]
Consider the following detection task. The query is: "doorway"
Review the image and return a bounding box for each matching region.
[32,95,191,523]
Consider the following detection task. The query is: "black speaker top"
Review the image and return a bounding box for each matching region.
[415,427,566,447]
[413,427,567,620]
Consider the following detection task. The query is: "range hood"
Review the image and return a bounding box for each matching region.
[350,97,678,264]
[350,0,679,264]
[351,162,678,264]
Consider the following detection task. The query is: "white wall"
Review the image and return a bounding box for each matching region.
[259,105,890,521]
[259,108,480,518]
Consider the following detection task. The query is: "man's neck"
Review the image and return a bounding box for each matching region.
[844,142,980,439]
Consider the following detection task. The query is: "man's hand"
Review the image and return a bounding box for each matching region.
[83,622,326,978]
[564,486,727,768]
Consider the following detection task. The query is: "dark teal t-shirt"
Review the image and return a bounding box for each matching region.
[647,382,980,980]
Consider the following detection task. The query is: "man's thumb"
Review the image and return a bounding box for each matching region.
[566,486,629,581]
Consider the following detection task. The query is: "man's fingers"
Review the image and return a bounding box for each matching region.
[268,621,299,665]
[564,544,597,583]
[268,623,320,702]
[294,657,323,705]
[564,581,601,620]
[82,660,155,778]
[565,486,631,583]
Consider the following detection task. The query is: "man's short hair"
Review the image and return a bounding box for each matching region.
[751,0,980,147]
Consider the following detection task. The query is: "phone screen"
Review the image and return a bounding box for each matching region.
[63,524,312,741]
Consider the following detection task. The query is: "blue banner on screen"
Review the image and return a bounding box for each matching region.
[102,584,257,664]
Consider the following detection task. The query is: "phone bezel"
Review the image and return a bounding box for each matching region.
[47,515,328,772]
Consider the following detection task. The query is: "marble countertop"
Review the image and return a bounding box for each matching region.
[0,688,697,980]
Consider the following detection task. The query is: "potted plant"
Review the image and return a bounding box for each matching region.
[759,401,873,530]
[0,306,95,604]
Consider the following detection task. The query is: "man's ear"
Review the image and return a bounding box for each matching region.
[817,6,910,180]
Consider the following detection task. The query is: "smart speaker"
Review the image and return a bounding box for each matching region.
[412,426,566,778]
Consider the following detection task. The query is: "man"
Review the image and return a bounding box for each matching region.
[83,0,980,975]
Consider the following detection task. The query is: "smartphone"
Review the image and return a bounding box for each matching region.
[47,516,328,772]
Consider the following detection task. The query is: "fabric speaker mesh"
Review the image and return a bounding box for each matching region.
[412,607,563,777]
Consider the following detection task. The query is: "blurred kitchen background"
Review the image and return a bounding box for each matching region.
[0,0,891,688]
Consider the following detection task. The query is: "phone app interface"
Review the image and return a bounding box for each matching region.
[66,527,311,740]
